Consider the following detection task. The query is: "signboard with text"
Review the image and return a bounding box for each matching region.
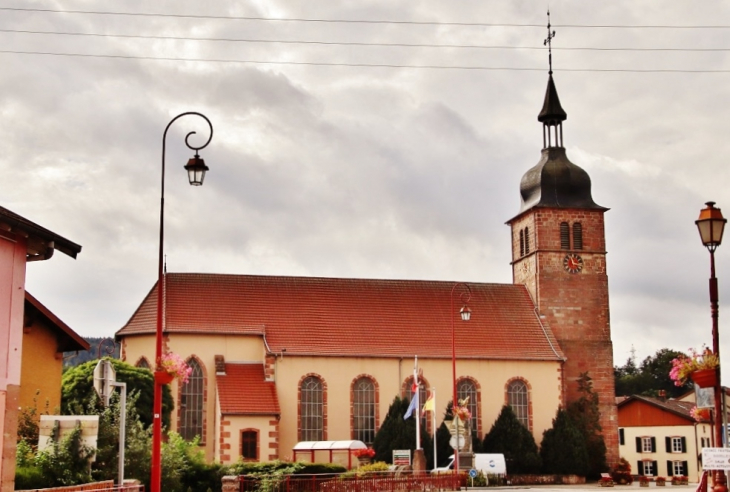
[393,449,411,466]
[702,448,730,470]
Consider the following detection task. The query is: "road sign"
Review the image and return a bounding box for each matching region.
[93,360,116,406]
[469,469,477,478]
[702,447,730,470]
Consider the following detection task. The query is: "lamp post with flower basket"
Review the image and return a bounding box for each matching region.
[450,282,471,475]
[696,201,727,492]
[150,112,213,492]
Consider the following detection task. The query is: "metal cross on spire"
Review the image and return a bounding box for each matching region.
[543,10,556,75]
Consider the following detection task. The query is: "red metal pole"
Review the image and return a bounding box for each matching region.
[710,250,727,492]
[451,283,458,476]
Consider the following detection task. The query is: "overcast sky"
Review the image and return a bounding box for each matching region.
[4,1,730,376]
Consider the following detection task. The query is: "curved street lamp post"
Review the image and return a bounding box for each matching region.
[150,112,213,492]
[696,201,727,492]
[451,282,471,476]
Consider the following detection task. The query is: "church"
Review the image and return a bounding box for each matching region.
[115,70,618,467]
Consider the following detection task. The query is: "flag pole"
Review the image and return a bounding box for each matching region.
[432,387,437,469]
[414,356,421,450]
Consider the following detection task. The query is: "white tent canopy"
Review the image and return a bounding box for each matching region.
[292,440,367,469]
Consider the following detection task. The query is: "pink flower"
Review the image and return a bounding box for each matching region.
[159,352,193,384]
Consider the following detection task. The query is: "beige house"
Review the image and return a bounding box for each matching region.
[618,394,712,482]
[116,71,620,466]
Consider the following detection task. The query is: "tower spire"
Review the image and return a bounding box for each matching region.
[544,10,556,75]
[538,10,566,149]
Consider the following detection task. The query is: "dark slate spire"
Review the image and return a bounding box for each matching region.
[538,74,567,127]
[514,12,605,214]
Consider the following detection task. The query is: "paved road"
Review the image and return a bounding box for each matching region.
[465,484,698,491]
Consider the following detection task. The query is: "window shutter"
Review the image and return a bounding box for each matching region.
[636,437,642,452]
[638,461,644,475]
[619,428,625,446]
[651,437,656,452]
[682,461,688,476]
[653,461,658,475]
[681,437,687,453]
[665,437,671,452]
[667,461,673,477]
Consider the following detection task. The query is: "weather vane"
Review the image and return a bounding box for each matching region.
[543,10,556,75]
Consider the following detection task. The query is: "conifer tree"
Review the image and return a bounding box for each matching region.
[482,405,541,473]
[567,373,608,478]
[372,396,417,463]
[540,407,589,475]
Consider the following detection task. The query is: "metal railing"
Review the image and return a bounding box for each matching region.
[239,472,463,492]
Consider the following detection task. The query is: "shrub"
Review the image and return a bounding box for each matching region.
[14,465,49,490]
[482,405,541,474]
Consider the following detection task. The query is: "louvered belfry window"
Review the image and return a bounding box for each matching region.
[180,358,204,441]
[573,222,583,250]
[560,222,570,249]
[519,229,525,257]
[524,227,530,254]
[300,376,324,441]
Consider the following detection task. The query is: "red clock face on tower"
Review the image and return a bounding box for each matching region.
[563,253,583,274]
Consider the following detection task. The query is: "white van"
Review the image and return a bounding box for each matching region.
[432,453,507,475]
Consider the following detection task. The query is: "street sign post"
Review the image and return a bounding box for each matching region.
[92,359,127,486]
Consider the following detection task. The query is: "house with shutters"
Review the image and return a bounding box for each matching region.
[115,69,619,467]
[617,394,710,482]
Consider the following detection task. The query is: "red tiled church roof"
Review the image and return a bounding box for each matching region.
[117,273,565,361]
[217,363,280,415]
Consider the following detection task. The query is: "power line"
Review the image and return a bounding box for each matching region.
[2,28,729,52]
[2,49,730,72]
[2,6,730,29]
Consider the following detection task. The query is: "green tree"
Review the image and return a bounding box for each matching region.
[482,405,541,474]
[614,348,690,398]
[61,357,173,428]
[540,407,589,475]
[373,396,429,464]
[567,373,608,478]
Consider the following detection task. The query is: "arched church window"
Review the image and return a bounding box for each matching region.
[457,379,479,435]
[300,376,324,441]
[560,222,570,249]
[573,222,583,250]
[180,358,204,441]
[135,357,150,369]
[352,377,376,445]
[507,380,530,428]
[524,227,530,254]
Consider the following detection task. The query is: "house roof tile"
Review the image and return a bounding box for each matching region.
[116,273,565,361]
[217,363,280,415]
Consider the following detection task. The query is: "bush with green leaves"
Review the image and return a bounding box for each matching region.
[62,357,173,428]
[482,405,541,474]
[37,426,95,485]
[566,373,608,478]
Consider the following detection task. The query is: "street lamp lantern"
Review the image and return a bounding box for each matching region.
[697,201,727,252]
[696,201,726,492]
[460,305,471,321]
[184,154,209,186]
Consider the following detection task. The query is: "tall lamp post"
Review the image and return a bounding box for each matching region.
[451,282,472,476]
[696,201,727,492]
[151,112,213,492]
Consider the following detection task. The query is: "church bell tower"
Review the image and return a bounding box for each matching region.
[507,20,618,464]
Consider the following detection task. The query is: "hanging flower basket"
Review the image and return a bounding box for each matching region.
[158,352,193,384]
[154,370,174,385]
[670,347,718,387]
[691,368,717,388]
